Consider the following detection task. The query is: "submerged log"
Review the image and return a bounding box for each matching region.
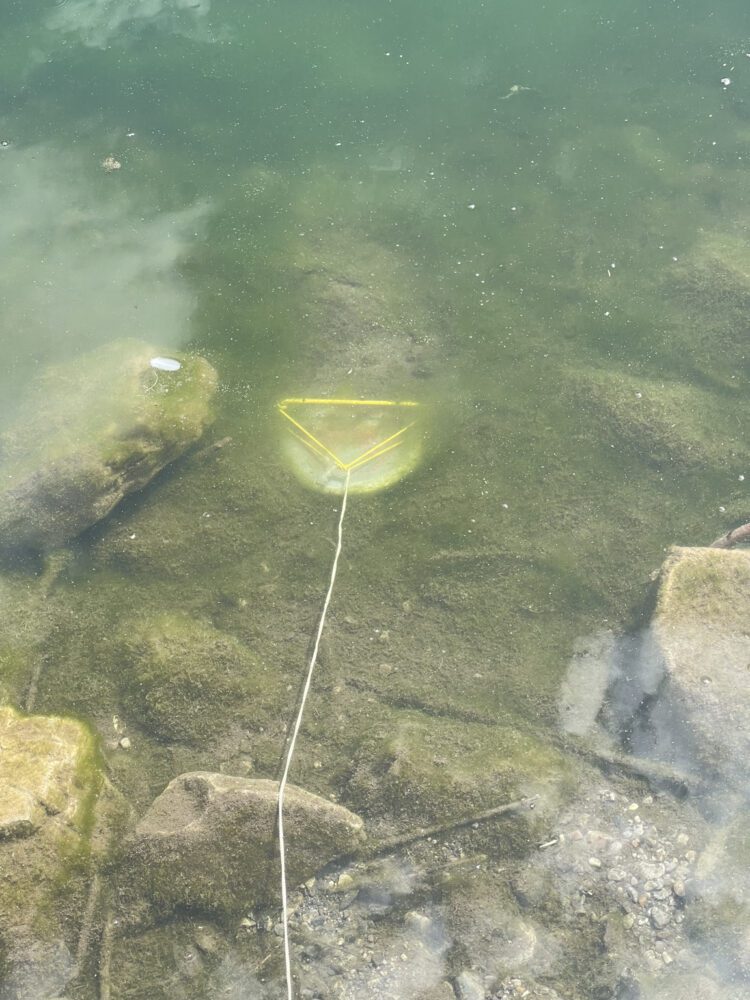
[710,521,750,548]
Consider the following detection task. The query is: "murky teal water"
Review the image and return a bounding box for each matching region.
[2,1,750,997]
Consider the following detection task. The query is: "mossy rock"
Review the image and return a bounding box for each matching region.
[0,706,128,993]
[656,545,750,628]
[118,612,281,745]
[119,773,365,918]
[564,365,748,471]
[345,709,573,846]
[634,547,750,787]
[0,339,217,552]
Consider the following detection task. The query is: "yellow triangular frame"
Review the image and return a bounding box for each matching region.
[277,398,419,473]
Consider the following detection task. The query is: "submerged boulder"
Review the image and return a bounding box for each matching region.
[564,366,748,472]
[0,706,126,998]
[346,709,572,846]
[683,810,750,987]
[623,546,750,790]
[120,773,365,918]
[0,339,217,552]
[117,612,281,746]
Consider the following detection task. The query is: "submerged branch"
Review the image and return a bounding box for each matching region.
[710,521,750,549]
[366,795,539,859]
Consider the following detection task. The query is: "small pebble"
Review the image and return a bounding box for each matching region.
[650,905,671,929]
[405,911,432,933]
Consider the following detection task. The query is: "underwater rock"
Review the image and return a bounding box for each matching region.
[117,612,280,746]
[345,709,572,842]
[664,230,750,380]
[0,705,108,840]
[680,810,750,986]
[0,339,217,552]
[564,366,749,472]
[681,810,750,988]
[0,706,127,997]
[637,972,725,1000]
[287,229,439,392]
[454,971,485,999]
[626,547,750,791]
[121,773,365,918]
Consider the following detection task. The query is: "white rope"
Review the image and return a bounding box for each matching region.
[278,469,351,1000]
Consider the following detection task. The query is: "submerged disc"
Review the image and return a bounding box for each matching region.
[279,400,422,495]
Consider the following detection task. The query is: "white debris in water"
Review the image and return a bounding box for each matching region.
[150,356,182,371]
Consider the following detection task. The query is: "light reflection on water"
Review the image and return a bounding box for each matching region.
[0,142,209,412]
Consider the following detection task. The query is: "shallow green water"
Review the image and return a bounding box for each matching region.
[1,0,750,997]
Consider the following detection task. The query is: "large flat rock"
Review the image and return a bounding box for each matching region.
[121,773,366,917]
[0,706,126,998]
[637,546,750,787]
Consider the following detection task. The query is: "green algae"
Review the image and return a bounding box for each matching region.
[345,709,573,838]
[0,707,126,969]
[0,340,217,552]
[563,366,749,473]
[118,612,281,746]
[656,546,750,627]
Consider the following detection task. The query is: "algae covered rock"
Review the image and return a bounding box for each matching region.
[0,706,127,997]
[0,339,217,552]
[118,612,281,746]
[346,710,572,845]
[0,705,107,842]
[665,229,750,378]
[565,366,748,471]
[120,773,365,917]
[622,546,750,789]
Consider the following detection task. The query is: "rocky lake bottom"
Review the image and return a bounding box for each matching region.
[2,3,750,994]
[0,227,748,999]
